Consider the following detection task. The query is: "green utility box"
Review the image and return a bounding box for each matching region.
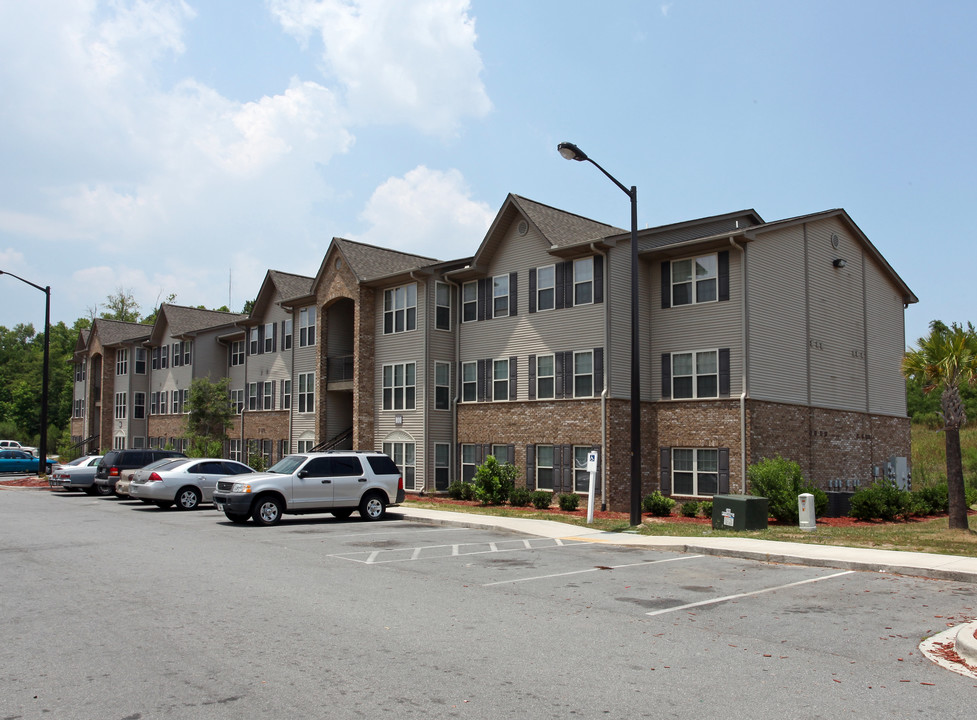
[711,495,769,531]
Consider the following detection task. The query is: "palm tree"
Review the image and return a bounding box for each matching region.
[902,320,977,530]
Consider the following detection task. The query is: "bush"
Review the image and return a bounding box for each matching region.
[849,478,911,521]
[912,483,949,515]
[642,491,675,517]
[473,456,516,505]
[557,493,580,511]
[509,487,532,507]
[700,500,713,518]
[447,481,466,500]
[530,490,552,509]
[680,500,700,518]
[747,456,827,522]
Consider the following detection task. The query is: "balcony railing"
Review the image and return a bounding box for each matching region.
[327,355,354,382]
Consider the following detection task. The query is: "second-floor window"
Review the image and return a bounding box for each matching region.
[297,372,315,413]
[299,307,316,347]
[493,358,509,401]
[247,382,258,411]
[133,392,145,419]
[574,351,594,398]
[436,282,451,330]
[492,275,509,318]
[435,362,450,410]
[249,328,259,355]
[671,254,717,306]
[116,349,128,376]
[536,265,555,311]
[231,340,244,366]
[573,258,594,306]
[230,389,244,414]
[383,362,415,411]
[281,379,291,410]
[282,319,292,350]
[263,381,274,410]
[462,281,477,322]
[383,284,417,334]
[263,323,275,353]
[134,348,146,375]
[671,350,719,399]
[462,361,477,402]
[536,355,555,399]
[114,392,127,420]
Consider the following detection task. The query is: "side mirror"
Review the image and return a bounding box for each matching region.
[297,470,308,479]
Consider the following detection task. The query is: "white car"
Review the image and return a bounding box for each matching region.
[0,440,38,456]
[129,458,256,510]
[50,455,105,493]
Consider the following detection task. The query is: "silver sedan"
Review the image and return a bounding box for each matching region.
[129,458,255,510]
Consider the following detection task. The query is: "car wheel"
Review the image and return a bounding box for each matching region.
[224,512,249,524]
[359,492,386,521]
[176,487,201,510]
[331,509,354,520]
[252,496,283,526]
[94,484,113,496]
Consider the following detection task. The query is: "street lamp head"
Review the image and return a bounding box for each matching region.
[558,142,588,162]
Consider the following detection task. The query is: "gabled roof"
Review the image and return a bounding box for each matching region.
[88,318,150,348]
[248,269,314,321]
[147,304,248,344]
[334,238,439,282]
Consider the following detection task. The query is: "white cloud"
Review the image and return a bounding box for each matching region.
[355,166,493,258]
[268,0,491,135]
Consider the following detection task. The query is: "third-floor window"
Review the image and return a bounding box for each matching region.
[384,284,417,334]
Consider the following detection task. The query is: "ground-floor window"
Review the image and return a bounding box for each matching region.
[573,446,592,493]
[535,445,554,491]
[673,448,719,496]
[434,443,450,491]
[132,436,145,448]
[491,444,513,465]
[297,439,314,453]
[461,444,477,482]
[383,441,415,490]
[113,434,126,450]
[228,439,242,462]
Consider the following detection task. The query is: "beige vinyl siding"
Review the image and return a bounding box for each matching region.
[865,250,909,417]
[806,220,867,412]
[193,329,230,380]
[459,217,606,400]
[605,241,641,400]
[747,226,809,404]
[290,305,317,443]
[650,249,744,400]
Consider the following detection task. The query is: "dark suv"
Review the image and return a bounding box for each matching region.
[95,449,187,494]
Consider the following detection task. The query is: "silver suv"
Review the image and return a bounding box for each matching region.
[212,451,405,526]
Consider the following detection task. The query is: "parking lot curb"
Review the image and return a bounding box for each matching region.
[956,621,977,666]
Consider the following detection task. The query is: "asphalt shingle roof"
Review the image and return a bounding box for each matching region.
[334,238,440,282]
[512,195,625,248]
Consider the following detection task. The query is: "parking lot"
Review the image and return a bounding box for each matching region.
[2,489,975,719]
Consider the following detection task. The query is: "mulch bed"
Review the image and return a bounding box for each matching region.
[0,476,57,489]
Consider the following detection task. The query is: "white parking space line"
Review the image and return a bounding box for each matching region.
[644,570,856,616]
[327,537,582,564]
[482,555,705,587]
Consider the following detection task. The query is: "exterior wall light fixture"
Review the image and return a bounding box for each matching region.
[833,258,847,268]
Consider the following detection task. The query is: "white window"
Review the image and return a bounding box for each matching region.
[491,444,512,464]
[299,307,316,347]
[231,340,245,366]
[573,257,594,306]
[248,382,258,411]
[150,392,159,415]
[263,323,275,353]
[382,362,416,411]
[672,448,719,496]
[230,389,244,415]
[536,445,554,491]
[160,345,168,369]
[133,392,145,420]
[262,381,274,410]
[574,351,594,398]
[536,355,555,400]
[573,446,591,493]
[113,435,126,450]
[672,350,718,399]
[116,349,128,376]
[462,361,477,402]
[493,359,509,401]
[492,275,509,318]
[461,444,477,483]
[282,319,292,350]
[383,441,415,491]
[281,379,291,410]
[181,389,189,414]
[435,362,450,410]
[229,439,242,462]
[75,359,87,381]
[298,372,315,413]
[134,348,146,375]
[537,265,555,311]
[434,443,450,490]
[249,328,259,355]
[297,439,314,453]
[152,347,160,370]
[114,392,127,420]
[436,283,451,330]
[172,342,181,366]
[462,281,477,322]
[671,254,717,306]
[183,341,192,365]
[160,390,168,415]
[383,284,417,334]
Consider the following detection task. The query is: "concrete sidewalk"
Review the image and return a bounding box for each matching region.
[394,506,977,584]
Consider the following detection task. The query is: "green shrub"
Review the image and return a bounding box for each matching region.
[912,483,949,515]
[557,493,580,511]
[849,478,911,521]
[747,456,827,522]
[509,487,532,507]
[642,491,675,517]
[530,490,552,509]
[473,456,516,505]
[447,481,466,500]
[680,500,700,518]
[700,500,713,518]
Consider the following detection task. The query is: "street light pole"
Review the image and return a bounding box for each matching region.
[0,270,51,476]
[557,142,643,526]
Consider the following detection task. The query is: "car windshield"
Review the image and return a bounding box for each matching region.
[64,457,88,467]
[143,458,188,471]
[267,455,308,474]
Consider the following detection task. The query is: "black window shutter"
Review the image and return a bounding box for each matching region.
[272,323,278,351]
[245,333,250,356]
[477,359,486,402]
[718,448,730,494]
[719,348,731,396]
[660,447,672,495]
[526,445,535,489]
[561,445,572,494]
[257,325,265,354]
[280,321,286,351]
[661,354,671,399]
[528,354,536,400]
[477,278,487,322]
[509,272,517,316]
[507,444,515,465]
[563,261,574,308]
[457,443,462,478]
[594,347,604,394]
[476,445,484,464]
[555,262,566,310]
[482,444,491,463]
[563,351,573,399]
[509,356,517,401]
[529,269,537,313]
[661,262,671,309]
[718,250,730,302]
[554,352,564,398]
[594,254,604,304]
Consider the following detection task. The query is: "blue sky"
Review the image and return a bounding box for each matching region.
[0,0,973,348]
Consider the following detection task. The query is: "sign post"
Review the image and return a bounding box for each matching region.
[586,450,599,523]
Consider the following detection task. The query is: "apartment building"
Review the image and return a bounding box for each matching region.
[70,194,916,512]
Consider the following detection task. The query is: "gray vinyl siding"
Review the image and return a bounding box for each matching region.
[244,303,292,403]
[606,241,641,400]
[427,278,457,482]
[865,245,909,417]
[290,303,317,444]
[192,331,228,380]
[747,226,810,404]
[459,217,606,400]
[650,248,744,400]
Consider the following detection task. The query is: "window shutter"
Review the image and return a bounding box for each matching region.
[594,254,604,304]
[258,325,265,354]
[246,333,251,356]
[529,269,537,313]
[507,444,515,466]
[561,445,572,494]
[718,250,730,302]
[594,347,604,395]
[555,262,566,310]
[562,351,573,400]
[281,321,286,351]
[718,448,730,494]
[528,354,536,400]
[477,278,487,322]
[554,352,564,399]
[660,447,672,495]
[661,354,671,399]
[525,445,535,489]
[509,272,517,316]
[661,262,671,309]
[272,323,278,352]
[477,359,486,402]
[482,444,491,463]
[719,348,731,396]
[563,261,574,308]
[509,356,517,401]
[475,444,484,464]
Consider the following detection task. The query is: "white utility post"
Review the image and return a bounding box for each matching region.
[586,450,599,523]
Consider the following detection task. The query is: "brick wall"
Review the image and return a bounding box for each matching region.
[656,400,745,494]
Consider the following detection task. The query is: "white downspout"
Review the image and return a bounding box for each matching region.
[444,277,462,488]
[729,237,747,493]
